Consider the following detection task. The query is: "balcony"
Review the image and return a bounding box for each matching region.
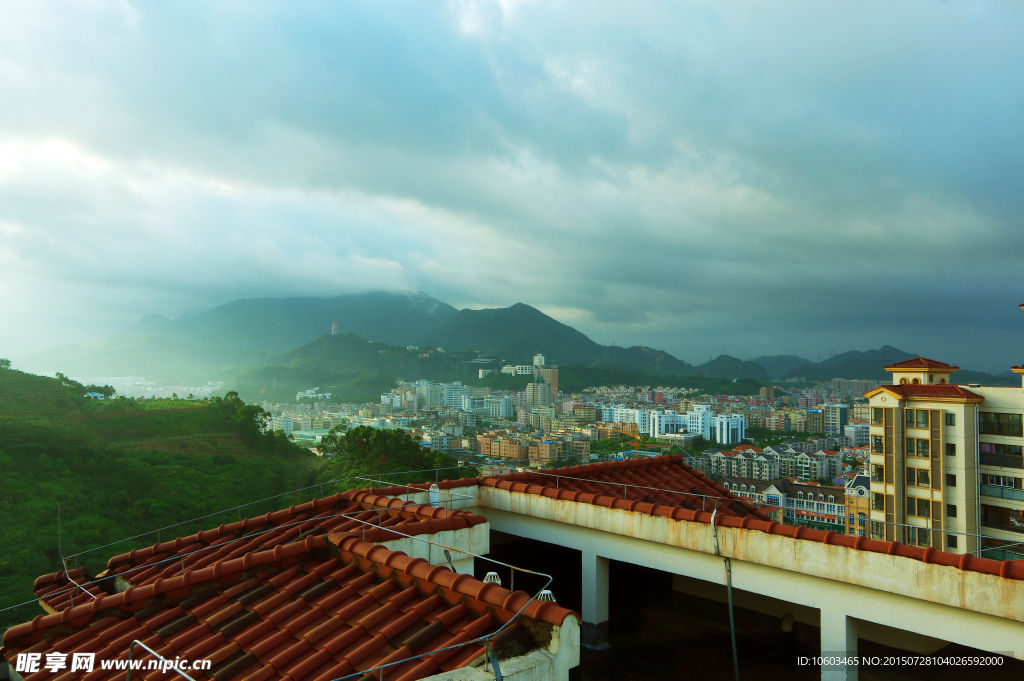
[980,453,1024,469]
[982,519,1024,535]
[980,484,1024,502]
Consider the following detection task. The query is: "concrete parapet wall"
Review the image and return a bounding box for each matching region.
[477,486,1024,623]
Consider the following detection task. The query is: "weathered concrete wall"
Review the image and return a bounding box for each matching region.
[424,615,580,681]
[380,522,489,574]
[473,489,1024,661]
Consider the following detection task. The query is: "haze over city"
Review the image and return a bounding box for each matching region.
[2,1,1023,372]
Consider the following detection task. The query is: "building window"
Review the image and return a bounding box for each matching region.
[947,504,957,518]
[871,464,884,482]
[946,473,956,487]
[907,526,930,547]
[945,443,956,456]
[984,474,1020,488]
[870,521,885,539]
[945,413,955,427]
[979,442,1023,456]
[907,468,931,488]
[900,378,909,385]
[906,410,929,429]
[907,498,930,518]
[871,435,884,454]
[907,438,930,458]
[947,535,958,549]
[828,495,835,503]
[912,378,920,385]
[871,493,885,512]
[871,408,884,426]
[979,412,1024,437]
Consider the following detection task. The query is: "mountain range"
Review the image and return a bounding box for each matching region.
[12,290,1017,389]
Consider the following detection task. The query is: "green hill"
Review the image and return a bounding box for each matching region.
[747,354,813,379]
[693,355,772,381]
[0,368,85,420]
[0,368,317,627]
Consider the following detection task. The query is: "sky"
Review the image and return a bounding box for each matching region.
[1,1,1023,373]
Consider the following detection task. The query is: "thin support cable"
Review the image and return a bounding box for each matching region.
[125,640,198,681]
[711,499,741,681]
[3,496,474,615]
[10,495,554,681]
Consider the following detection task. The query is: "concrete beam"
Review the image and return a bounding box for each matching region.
[474,506,1024,661]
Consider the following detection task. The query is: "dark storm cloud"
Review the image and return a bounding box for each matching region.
[1,0,1022,372]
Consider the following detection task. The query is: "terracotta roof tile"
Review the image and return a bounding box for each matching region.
[7,498,571,681]
[480,454,769,520]
[867,384,983,400]
[885,357,958,370]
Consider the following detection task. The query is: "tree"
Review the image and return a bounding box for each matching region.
[83,384,115,399]
[0,358,11,370]
[315,426,477,491]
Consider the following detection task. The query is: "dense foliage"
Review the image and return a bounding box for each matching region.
[0,383,313,628]
[311,426,478,493]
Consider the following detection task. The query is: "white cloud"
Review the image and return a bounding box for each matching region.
[0,1,1022,371]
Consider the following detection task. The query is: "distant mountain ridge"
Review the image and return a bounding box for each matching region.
[22,291,1011,388]
[747,355,812,379]
[757,345,1017,386]
[695,355,772,381]
[135,291,459,353]
[18,291,458,381]
[781,345,916,381]
[419,303,697,375]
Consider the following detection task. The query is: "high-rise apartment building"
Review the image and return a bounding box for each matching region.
[823,403,849,435]
[806,408,824,434]
[526,380,552,408]
[866,357,1024,559]
[538,366,559,396]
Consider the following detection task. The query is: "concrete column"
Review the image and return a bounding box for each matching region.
[581,550,610,650]
[820,608,858,681]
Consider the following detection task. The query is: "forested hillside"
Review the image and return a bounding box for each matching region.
[0,369,315,627]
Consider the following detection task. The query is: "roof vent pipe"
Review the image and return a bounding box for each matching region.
[429,484,440,508]
[537,590,555,602]
[484,572,502,586]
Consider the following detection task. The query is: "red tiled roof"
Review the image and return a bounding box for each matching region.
[867,384,982,400]
[479,455,769,521]
[7,493,572,681]
[885,357,957,370]
[34,491,487,614]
